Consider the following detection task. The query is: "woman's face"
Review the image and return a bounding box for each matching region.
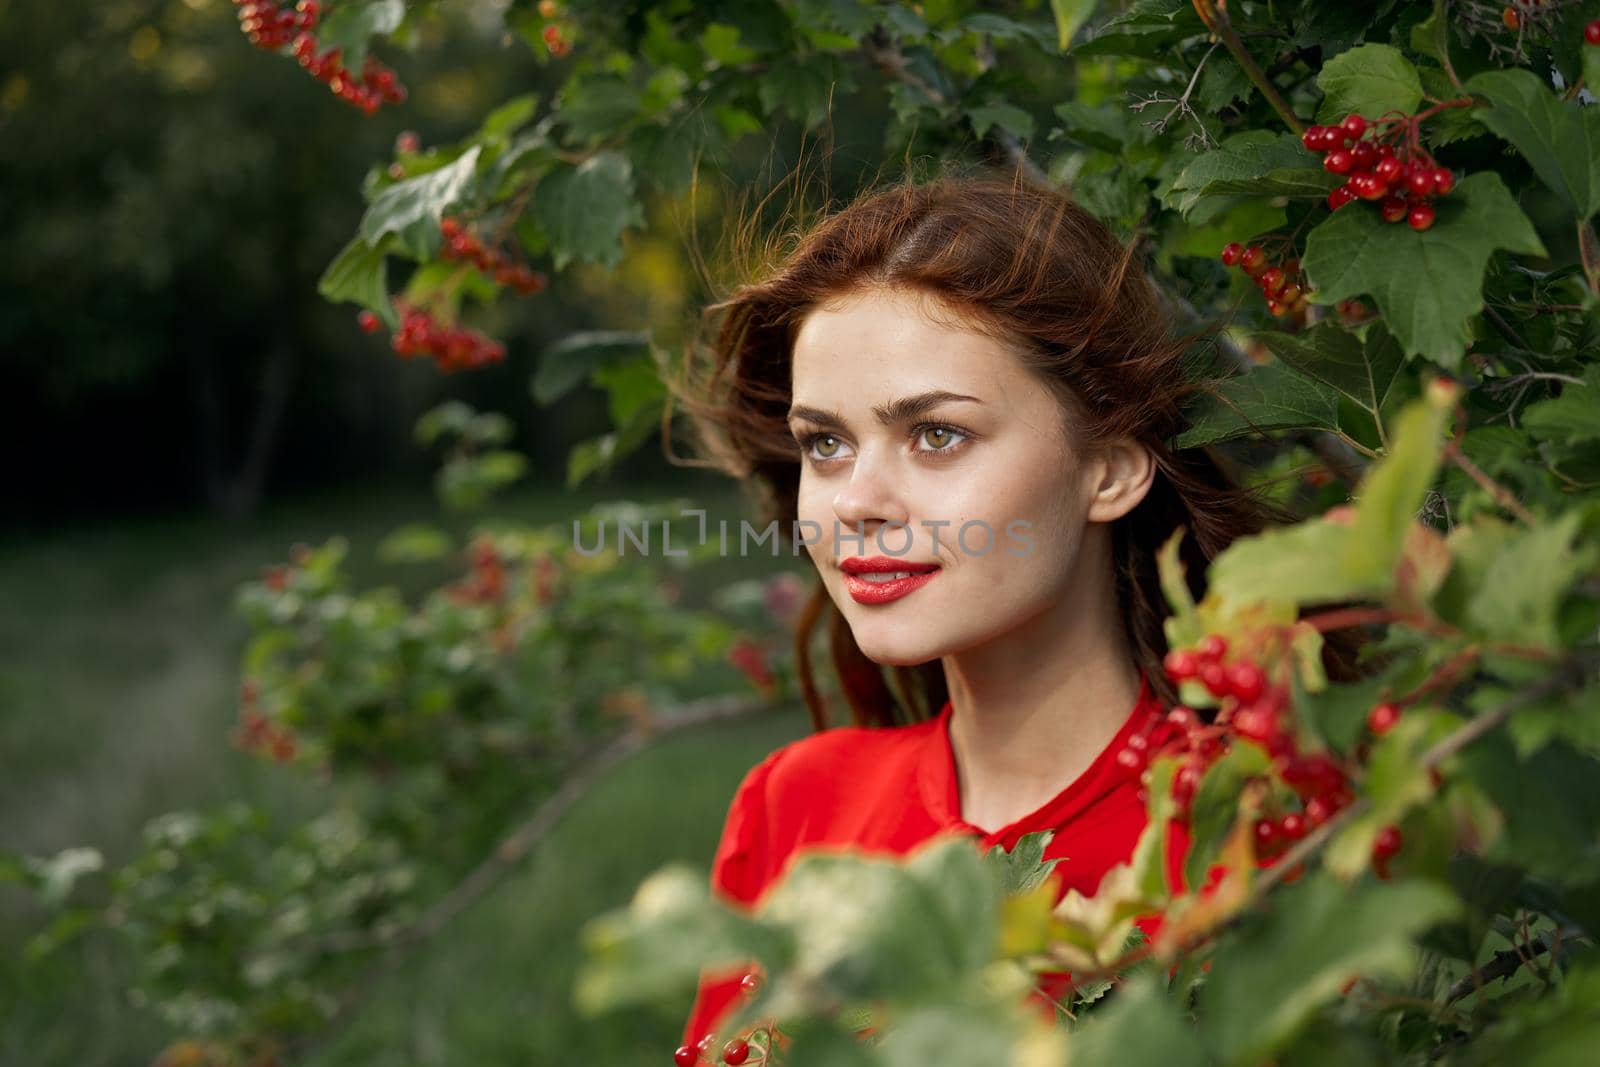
[788,286,1148,667]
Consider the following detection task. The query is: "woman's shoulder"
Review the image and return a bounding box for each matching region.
[748,714,936,802]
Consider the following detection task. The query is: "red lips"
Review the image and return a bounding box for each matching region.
[839,556,941,575]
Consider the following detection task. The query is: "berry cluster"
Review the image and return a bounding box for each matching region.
[232,0,313,52]
[1302,113,1453,231]
[235,680,299,763]
[446,537,508,606]
[440,216,549,296]
[1118,635,1409,876]
[1219,243,1312,317]
[538,0,573,56]
[355,301,508,373]
[237,0,408,115]
[676,974,766,1065]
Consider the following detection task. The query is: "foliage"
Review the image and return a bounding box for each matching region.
[10,0,1600,1064]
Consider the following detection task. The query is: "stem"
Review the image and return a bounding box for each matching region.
[1441,439,1538,526]
[1578,219,1600,296]
[1192,0,1303,135]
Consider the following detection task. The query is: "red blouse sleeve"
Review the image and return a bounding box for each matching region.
[679,745,789,1052]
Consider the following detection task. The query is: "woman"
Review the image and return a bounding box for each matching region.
[661,164,1359,1065]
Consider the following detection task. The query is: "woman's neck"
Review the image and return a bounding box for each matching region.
[940,534,1143,834]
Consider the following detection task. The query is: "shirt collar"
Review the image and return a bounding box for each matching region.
[915,671,1165,846]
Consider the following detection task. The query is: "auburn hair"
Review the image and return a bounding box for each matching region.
[661,157,1367,731]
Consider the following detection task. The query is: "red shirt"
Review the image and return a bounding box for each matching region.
[681,672,1191,1050]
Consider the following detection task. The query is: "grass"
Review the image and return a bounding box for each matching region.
[0,476,813,1066]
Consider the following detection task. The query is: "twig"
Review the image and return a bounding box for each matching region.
[280,693,790,1061]
[1191,0,1303,134]
[1444,925,1586,1003]
[1127,42,1222,149]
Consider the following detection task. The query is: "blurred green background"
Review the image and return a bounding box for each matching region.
[0,0,889,1061]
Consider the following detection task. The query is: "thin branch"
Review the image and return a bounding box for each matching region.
[279,692,790,1062]
[1445,925,1586,1004]
[1191,0,1304,134]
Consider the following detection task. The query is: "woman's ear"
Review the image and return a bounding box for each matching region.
[1085,437,1156,523]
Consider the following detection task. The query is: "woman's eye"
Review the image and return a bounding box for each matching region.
[806,433,844,459]
[918,425,966,452]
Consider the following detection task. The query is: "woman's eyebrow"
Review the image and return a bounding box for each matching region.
[786,390,984,429]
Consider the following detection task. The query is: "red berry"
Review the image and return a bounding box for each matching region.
[1324,149,1353,175]
[357,310,381,333]
[1352,172,1386,200]
[1227,661,1266,703]
[1350,142,1377,170]
[1278,812,1307,840]
[740,971,762,995]
[1431,167,1455,195]
[1407,170,1434,198]
[1258,267,1285,296]
[1164,649,1200,682]
[1301,126,1326,151]
[1502,7,1519,31]
[1197,634,1228,662]
[1587,19,1600,46]
[674,1046,700,1067]
[1380,195,1408,223]
[1317,126,1344,151]
[1239,246,1267,276]
[1373,824,1403,860]
[1340,113,1366,139]
[1253,817,1280,855]
[1233,704,1277,742]
[1374,156,1402,184]
[697,1034,717,1055]
[1277,282,1302,304]
[722,1039,750,1065]
[1408,202,1435,231]
[1328,184,1356,211]
[1221,241,1244,266]
[1167,705,1200,731]
[1199,661,1229,697]
[1367,702,1401,735]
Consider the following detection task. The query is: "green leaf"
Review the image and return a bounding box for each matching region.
[317,233,397,329]
[376,523,454,564]
[1167,132,1339,220]
[1464,509,1600,653]
[1049,0,1099,50]
[966,100,1035,141]
[1522,362,1600,444]
[591,356,667,429]
[1207,517,1364,612]
[758,55,855,129]
[754,836,998,1003]
[573,864,793,1015]
[985,830,1063,895]
[479,93,540,143]
[532,330,651,405]
[531,152,646,271]
[1172,360,1343,449]
[875,999,1069,1065]
[1185,743,1270,891]
[556,72,644,145]
[1343,386,1455,591]
[1203,875,1460,1065]
[359,146,482,261]
[1069,972,1207,1067]
[699,22,758,66]
[1254,321,1404,420]
[1301,171,1546,366]
[314,0,404,74]
[1467,68,1600,220]
[1314,43,1423,124]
